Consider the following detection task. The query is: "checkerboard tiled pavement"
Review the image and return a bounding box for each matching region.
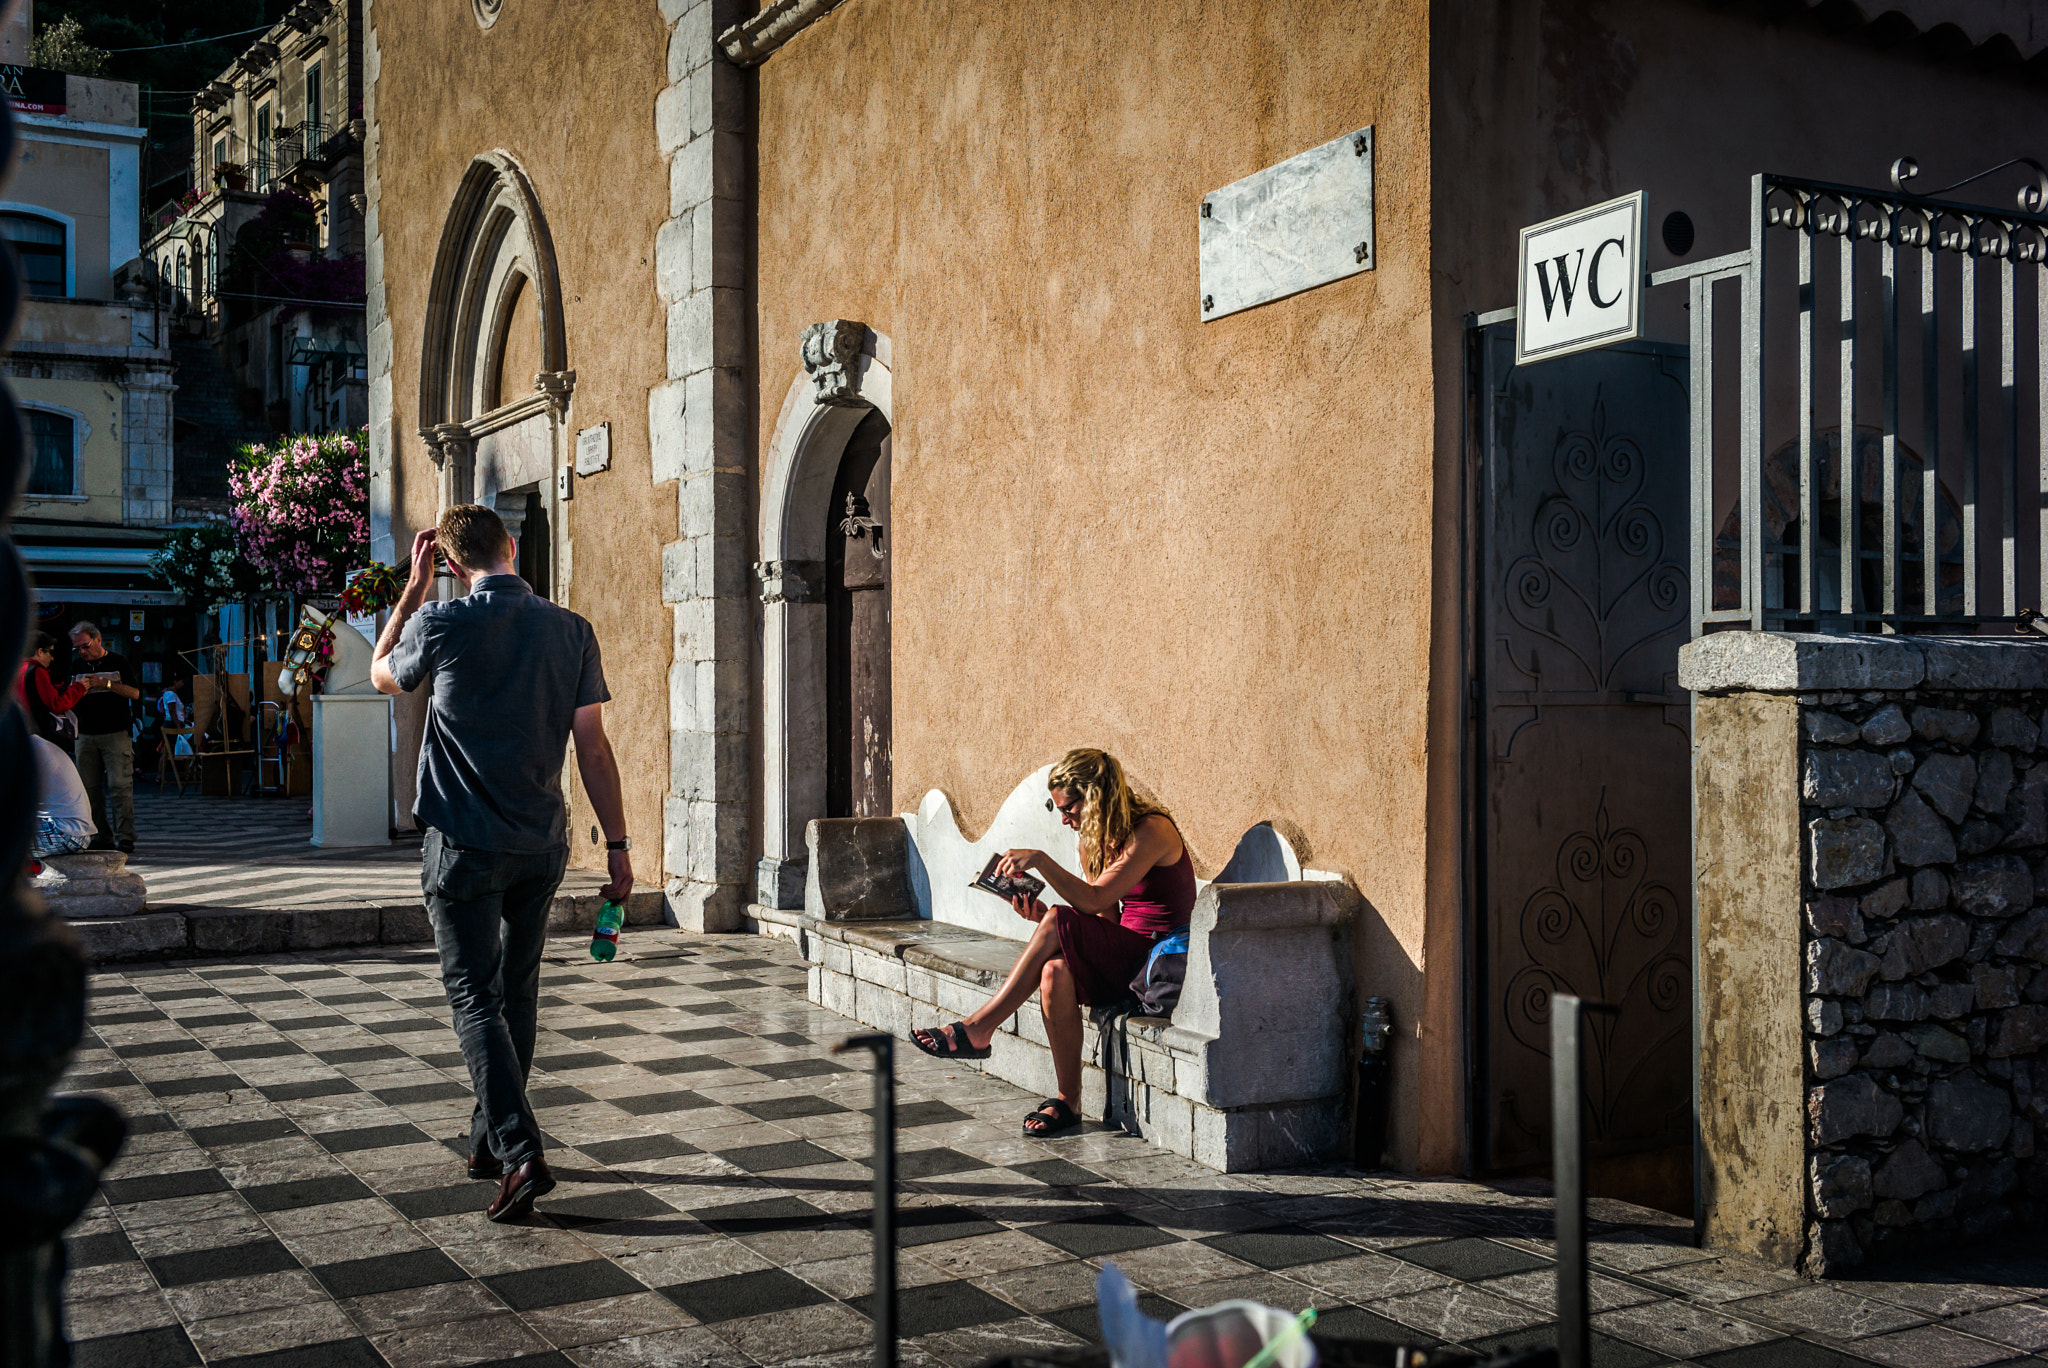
[60,928,2048,1368]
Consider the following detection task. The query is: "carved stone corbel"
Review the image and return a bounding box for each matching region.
[756,559,824,605]
[534,369,576,418]
[799,320,867,407]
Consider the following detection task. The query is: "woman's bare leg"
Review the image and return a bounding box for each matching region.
[913,912,1063,1052]
[1038,958,1083,1106]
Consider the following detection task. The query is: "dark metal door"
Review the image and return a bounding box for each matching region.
[827,409,892,819]
[1475,327,1693,1177]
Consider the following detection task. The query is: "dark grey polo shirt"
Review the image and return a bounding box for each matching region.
[388,574,609,851]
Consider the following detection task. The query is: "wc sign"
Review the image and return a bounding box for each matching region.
[1515,191,1645,365]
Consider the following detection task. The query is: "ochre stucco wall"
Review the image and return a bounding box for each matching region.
[753,0,1449,1168]
[15,379,124,521]
[370,0,674,878]
[10,138,112,297]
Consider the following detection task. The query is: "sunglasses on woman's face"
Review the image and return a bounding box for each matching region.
[1046,795,1082,818]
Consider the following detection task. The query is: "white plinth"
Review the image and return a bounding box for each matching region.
[313,692,392,848]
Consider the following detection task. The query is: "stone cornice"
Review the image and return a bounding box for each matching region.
[1679,631,2048,694]
[718,0,853,67]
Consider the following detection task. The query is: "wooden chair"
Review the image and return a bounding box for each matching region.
[155,728,196,796]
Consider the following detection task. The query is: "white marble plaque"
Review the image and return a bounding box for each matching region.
[1199,126,1374,321]
[575,422,611,476]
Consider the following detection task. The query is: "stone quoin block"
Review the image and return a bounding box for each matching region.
[1805,748,1899,809]
[1810,1074,1904,1144]
[1811,816,1887,889]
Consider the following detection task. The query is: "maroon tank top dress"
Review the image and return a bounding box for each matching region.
[1051,836,1197,1006]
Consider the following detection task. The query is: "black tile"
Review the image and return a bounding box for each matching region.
[1395,1237,1553,1282]
[189,1118,300,1148]
[311,1246,468,1299]
[274,1015,350,1032]
[658,1267,829,1323]
[275,970,346,981]
[758,1032,811,1047]
[229,991,304,1004]
[90,985,142,997]
[65,1230,138,1268]
[555,1022,645,1041]
[593,997,667,1014]
[695,978,765,992]
[314,1123,431,1153]
[543,1189,680,1225]
[537,995,573,1008]
[1044,1295,1186,1344]
[642,1054,731,1076]
[146,1239,300,1289]
[213,1042,306,1062]
[677,1000,739,1015]
[70,1325,201,1368]
[720,958,778,970]
[123,1112,179,1136]
[312,992,388,1006]
[737,1095,849,1122]
[363,1017,442,1035]
[752,1058,849,1081]
[1696,1342,1867,1368]
[1008,1158,1108,1187]
[1202,1226,1361,1270]
[895,1204,1008,1247]
[718,1139,841,1173]
[891,1099,974,1128]
[144,987,221,1001]
[102,1169,231,1204]
[660,1026,745,1044]
[1306,1307,1439,1350]
[579,1134,700,1165]
[415,1051,469,1069]
[193,967,265,979]
[115,1040,203,1059]
[482,1259,647,1311]
[872,1147,985,1180]
[690,1195,837,1234]
[259,1078,361,1102]
[372,1081,471,1104]
[1473,1327,1665,1368]
[356,972,418,983]
[533,1051,620,1073]
[145,1074,244,1098]
[396,994,449,1008]
[210,1339,386,1368]
[1029,1211,1179,1258]
[179,1013,259,1029]
[238,1174,375,1212]
[527,1084,597,1109]
[849,1278,1018,1336]
[459,1355,574,1368]
[611,1090,712,1115]
[314,1044,404,1064]
[91,1010,167,1025]
[387,1183,495,1220]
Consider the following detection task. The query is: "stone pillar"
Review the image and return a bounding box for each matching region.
[1681,632,2048,1275]
[122,362,175,527]
[362,0,395,567]
[652,0,752,932]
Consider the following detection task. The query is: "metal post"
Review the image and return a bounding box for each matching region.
[1743,174,1768,630]
[834,1034,896,1368]
[1552,995,1617,1368]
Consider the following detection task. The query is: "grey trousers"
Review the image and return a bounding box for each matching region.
[422,828,568,1167]
[74,731,133,843]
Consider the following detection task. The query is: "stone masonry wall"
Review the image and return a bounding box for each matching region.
[1798,688,2048,1271]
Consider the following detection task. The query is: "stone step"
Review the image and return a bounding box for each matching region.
[67,881,669,965]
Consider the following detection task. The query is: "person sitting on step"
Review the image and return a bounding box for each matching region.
[909,748,1195,1138]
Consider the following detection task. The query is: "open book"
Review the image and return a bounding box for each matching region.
[971,852,1045,903]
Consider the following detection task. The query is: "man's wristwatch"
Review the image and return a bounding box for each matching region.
[605,837,632,851]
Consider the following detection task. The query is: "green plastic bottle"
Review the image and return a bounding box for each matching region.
[589,900,625,962]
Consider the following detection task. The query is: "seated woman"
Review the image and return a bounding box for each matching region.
[910,748,1194,1138]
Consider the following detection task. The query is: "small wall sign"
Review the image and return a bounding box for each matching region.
[1515,191,1645,365]
[575,422,611,476]
[1199,126,1375,321]
[128,609,145,630]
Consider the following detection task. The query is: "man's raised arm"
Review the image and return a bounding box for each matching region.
[372,529,441,696]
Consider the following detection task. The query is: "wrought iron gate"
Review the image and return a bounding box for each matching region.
[1472,326,1695,1174]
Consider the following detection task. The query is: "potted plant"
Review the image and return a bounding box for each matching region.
[213,160,248,191]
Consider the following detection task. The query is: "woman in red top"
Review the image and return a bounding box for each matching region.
[910,748,1196,1137]
[18,631,90,745]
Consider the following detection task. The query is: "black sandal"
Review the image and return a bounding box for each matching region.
[1022,1098,1081,1137]
[910,1022,991,1060]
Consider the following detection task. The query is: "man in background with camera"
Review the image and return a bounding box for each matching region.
[69,621,141,853]
[371,504,633,1223]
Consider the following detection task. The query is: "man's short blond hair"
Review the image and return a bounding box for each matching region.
[437,504,513,571]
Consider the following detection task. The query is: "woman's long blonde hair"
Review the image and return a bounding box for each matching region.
[1049,748,1171,877]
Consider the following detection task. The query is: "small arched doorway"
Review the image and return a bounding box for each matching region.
[826,409,891,818]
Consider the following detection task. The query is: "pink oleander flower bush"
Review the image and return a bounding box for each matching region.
[229,430,370,597]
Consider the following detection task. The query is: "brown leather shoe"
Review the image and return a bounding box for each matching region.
[467,1151,502,1181]
[485,1155,555,1223]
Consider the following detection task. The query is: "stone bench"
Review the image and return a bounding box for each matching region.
[754,805,1360,1172]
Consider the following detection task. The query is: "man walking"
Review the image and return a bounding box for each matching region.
[69,622,141,853]
[372,505,632,1222]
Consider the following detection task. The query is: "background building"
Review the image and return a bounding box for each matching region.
[1,1,188,680]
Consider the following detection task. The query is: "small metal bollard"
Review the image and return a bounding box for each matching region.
[1550,995,1617,1368]
[833,1033,897,1368]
